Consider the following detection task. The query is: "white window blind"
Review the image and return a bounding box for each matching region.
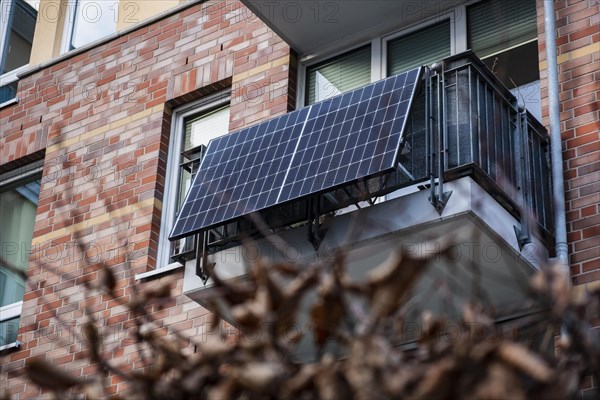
[184,106,231,151]
[468,0,537,59]
[306,45,371,105]
[387,20,451,76]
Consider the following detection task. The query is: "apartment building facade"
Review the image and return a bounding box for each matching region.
[0,0,598,397]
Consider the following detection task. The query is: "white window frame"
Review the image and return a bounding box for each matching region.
[0,301,22,351]
[60,0,84,53]
[0,0,11,67]
[156,92,231,271]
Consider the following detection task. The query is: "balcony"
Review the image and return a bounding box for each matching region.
[180,52,553,359]
[398,52,553,243]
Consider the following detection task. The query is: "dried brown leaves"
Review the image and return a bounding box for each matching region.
[13,240,599,400]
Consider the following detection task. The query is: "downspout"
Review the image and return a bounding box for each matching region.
[543,0,569,268]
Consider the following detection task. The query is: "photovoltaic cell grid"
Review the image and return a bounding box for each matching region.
[170,67,422,240]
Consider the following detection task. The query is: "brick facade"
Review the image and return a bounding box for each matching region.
[0,1,295,397]
[537,0,600,395]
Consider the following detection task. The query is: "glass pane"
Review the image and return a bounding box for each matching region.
[0,0,37,74]
[0,317,20,346]
[0,179,40,308]
[184,106,231,152]
[469,0,539,89]
[0,81,18,103]
[70,0,117,49]
[178,168,192,210]
[388,20,451,76]
[306,45,371,105]
[481,39,540,89]
[468,0,537,58]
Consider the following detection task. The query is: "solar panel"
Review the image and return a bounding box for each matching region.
[279,69,419,202]
[170,67,422,240]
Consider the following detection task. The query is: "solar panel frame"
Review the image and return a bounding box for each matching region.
[170,67,422,240]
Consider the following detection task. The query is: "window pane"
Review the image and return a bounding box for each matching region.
[0,179,40,308]
[306,45,371,105]
[70,0,116,49]
[388,20,451,76]
[0,317,20,346]
[468,0,537,58]
[184,106,231,152]
[468,0,539,88]
[179,106,231,209]
[0,0,37,75]
[0,81,18,103]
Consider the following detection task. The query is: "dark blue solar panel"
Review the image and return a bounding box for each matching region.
[170,67,421,239]
[278,68,419,203]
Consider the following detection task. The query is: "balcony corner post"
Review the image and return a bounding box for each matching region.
[195,232,213,285]
[428,63,452,215]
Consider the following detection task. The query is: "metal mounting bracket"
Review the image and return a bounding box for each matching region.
[513,225,531,251]
[307,197,327,250]
[195,231,214,285]
[429,190,452,215]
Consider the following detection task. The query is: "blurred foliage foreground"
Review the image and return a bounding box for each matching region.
[3,235,600,400]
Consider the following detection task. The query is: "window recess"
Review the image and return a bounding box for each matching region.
[0,160,42,348]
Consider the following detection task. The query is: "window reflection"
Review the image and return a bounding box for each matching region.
[70,0,116,49]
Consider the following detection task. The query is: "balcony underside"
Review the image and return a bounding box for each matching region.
[241,0,450,56]
[183,176,548,360]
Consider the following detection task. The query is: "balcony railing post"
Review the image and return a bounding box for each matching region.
[425,66,431,179]
[429,64,452,214]
[512,104,531,249]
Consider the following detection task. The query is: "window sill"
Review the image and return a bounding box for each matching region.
[0,341,21,352]
[134,262,183,281]
[0,96,18,109]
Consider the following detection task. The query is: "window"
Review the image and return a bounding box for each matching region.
[468,0,539,88]
[0,162,41,348]
[304,17,453,105]
[467,0,541,120]
[306,45,371,105]
[62,0,117,52]
[387,20,451,76]
[158,94,231,267]
[301,0,541,120]
[0,0,37,105]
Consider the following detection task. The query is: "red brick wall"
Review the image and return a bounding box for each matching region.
[0,1,295,397]
[538,0,599,287]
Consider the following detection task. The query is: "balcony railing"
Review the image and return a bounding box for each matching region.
[400,51,554,243]
[179,52,554,269]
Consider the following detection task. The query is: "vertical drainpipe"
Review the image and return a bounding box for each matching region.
[543,0,569,268]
